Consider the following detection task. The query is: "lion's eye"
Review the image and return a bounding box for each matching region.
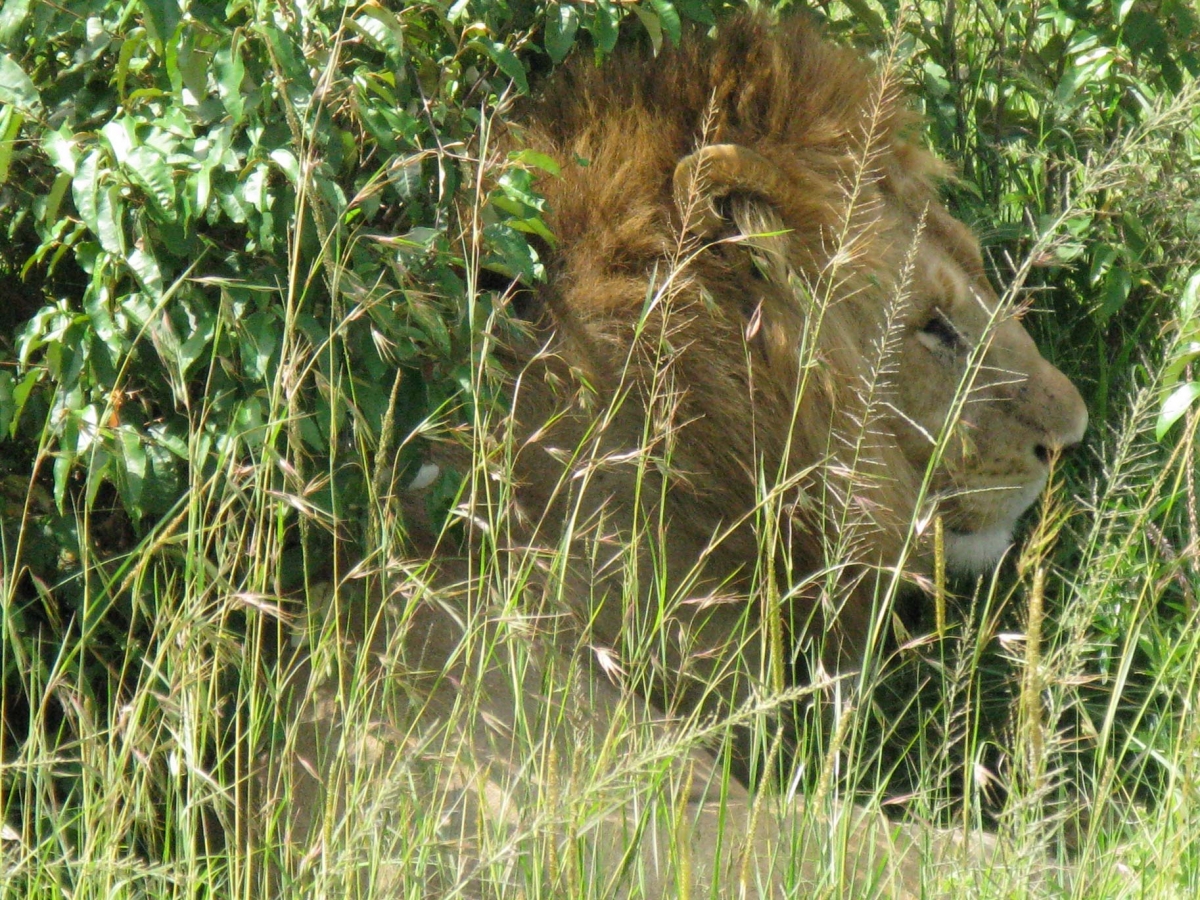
[918,311,962,351]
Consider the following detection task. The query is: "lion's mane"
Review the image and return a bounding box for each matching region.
[492,16,958,663]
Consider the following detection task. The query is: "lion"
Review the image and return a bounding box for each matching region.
[263,13,1087,897]
[463,10,1087,731]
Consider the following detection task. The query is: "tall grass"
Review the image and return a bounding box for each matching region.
[3,7,1200,900]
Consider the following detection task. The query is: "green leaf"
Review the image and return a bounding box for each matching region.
[228,398,266,451]
[261,24,314,90]
[0,53,39,114]
[239,310,280,381]
[127,249,164,298]
[483,222,543,283]
[353,6,405,64]
[0,370,13,437]
[53,449,72,512]
[126,145,176,219]
[119,292,156,329]
[96,184,125,256]
[150,422,188,460]
[507,215,556,245]
[8,370,38,438]
[75,404,100,455]
[1088,244,1119,286]
[1164,342,1200,388]
[270,148,301,186]
[176,37,209,104]
[408,299,453,356]
[116,34,141,102]
[839,0,888,39]
[1113,0,1138,25]
[101,119,135,164]
[83,447,111,512]
[43,125,77,176]
[647,0,681,46]
[176,307,215,378]
[675,0,715,25]
[470,39,529,94]
[84,290,126,359]
[1178,270,1200,329]
[241,163,268,211]
[1157,382,1200,440]
[497,168,546,212]
[214,43,246,124]
[589,0,620,53]
[0,0,31,46]
[509,148,561,177]
[1098,267,1133,321]
[72,150,101,234]
[545,4,580,64]
[0,106,20,185]
[44,171,71,223]
[118,426,147,516]
[140,0,182,50]
[632,6,663,55]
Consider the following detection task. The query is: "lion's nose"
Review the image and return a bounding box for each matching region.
[1032,361,1088,464]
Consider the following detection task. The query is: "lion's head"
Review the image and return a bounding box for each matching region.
[492,14,1086,666]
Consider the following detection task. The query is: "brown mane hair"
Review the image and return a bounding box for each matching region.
[493,14,950,664]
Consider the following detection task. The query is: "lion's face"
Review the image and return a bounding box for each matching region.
[671,140,1087,579]
[893,228,1088,571]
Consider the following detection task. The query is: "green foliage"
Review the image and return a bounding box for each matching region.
[828,2,1200,407]
[0,2,474,632]
[1158,270,1200,439]
[0,0,729,886]
[0,0,731,578]
[0,0,524,881]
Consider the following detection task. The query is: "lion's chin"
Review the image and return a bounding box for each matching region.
[943,525,1017,574]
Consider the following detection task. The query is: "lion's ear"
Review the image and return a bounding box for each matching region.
[673,144,796,238]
